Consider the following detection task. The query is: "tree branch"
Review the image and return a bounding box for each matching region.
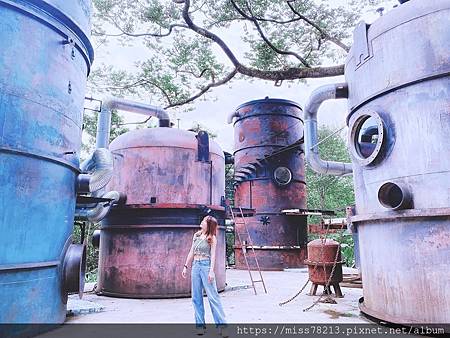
[118,118,153,126]
[143,80,174,107]
[118,68,238,126]
[165,68,238,109]
[88,78,148,91]
[176,68,214,79]
[178,0,344,81]
[230,0,310,67]
[205,16,244,29]
[118,76,174,126]
[102,15,188,38]
[189,0,208,14]
[286,0,350,52]
[253,16,301,25]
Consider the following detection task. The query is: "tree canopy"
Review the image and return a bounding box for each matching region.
[90,0,381,109]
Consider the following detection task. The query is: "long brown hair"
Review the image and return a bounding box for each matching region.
[196,216,218,244]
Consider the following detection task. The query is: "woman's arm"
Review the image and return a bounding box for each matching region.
[208,236,217,283]
[185,244,194,267]
[182,236,195,279]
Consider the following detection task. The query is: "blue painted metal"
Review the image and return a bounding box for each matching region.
[0,0,93,324]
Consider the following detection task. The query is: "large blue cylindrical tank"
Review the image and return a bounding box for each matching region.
[0,0,93,324]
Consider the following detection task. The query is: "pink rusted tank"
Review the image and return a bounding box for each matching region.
[231,98,308,270]
[96,127,226,298]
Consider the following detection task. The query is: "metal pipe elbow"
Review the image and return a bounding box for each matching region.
[103,96,170,126]
[83,190,122,223]
[307,153,353,176]
[97,97,171,148]
[78,148,114,193]
[304,83,352,176]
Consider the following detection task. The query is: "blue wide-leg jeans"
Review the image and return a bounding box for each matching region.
[191,259,227,327]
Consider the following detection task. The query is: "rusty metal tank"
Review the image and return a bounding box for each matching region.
[230,98,307,270]
[305,0,450,325]
[305,239,343,285]
[96,127,226,298]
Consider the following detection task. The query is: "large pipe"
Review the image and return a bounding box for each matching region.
[75,148,117,223]
[304,83,353,176]
[96,97,171,149]
[75,190,123,223]
[77,148,114,193]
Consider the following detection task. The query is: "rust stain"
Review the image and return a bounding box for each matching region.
[96,128,226,298]
[233,99,306,270]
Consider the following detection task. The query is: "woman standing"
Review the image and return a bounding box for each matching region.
[182,215,228,336]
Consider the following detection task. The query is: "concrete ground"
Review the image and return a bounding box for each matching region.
[35,268,432,338]
[64,267,369,324]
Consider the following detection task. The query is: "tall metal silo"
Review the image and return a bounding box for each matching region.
[304,0,450,324]
[0,0,94,324]
[228,98,307,270]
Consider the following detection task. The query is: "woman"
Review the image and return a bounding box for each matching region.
[182,215,228,336]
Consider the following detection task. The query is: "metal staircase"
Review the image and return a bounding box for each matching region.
[233,139,303,186]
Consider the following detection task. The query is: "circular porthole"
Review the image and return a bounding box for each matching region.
[273,166,292,186]
[349,111,385,166]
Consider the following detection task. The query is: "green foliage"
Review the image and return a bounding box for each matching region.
[72,221,100,282]
[306,125,354,219]
[81,109,129,158]
[83,110,129,142]
[306,125,355,267]
[90,0,382,107]
[309,231,355,268]
[225,164,235,206]
[226,232,235,266]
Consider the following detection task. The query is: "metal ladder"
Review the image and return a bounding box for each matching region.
[229,207,267,295]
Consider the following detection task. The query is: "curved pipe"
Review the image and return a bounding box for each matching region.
[77,148,114,193]
[96,97,171,149]
[304,83,353,176]
[75,191,123,223]
[227,110,240,124]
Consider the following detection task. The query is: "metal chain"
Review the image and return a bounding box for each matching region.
[277,128,348,307]
[279,217,332,306]
[278,277,311,306]
[303,242,340,311]
[303,218,346,312]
